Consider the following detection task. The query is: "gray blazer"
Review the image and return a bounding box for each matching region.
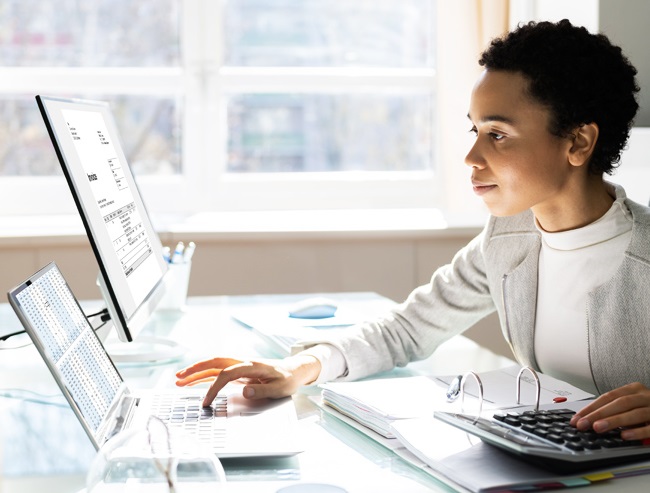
[327,188,650,394]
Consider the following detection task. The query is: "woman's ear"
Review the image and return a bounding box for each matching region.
[568,122,599,167]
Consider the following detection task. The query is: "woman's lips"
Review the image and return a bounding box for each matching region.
[472,181,497,196]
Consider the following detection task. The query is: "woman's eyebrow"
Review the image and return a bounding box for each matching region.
[467,113,516,125]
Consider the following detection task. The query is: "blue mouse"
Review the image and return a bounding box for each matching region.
[288,297,338,319]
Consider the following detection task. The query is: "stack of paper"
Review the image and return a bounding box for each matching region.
[320,375,445,438]
[391,417,650,492]
[320,365,594,439]
[317,366,640,492]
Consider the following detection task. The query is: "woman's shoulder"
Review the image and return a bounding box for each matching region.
[626,197,650,223]
[484,209,538,238]
[624,199,650,262]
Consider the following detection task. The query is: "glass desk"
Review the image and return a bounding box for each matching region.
[2,296,645,492]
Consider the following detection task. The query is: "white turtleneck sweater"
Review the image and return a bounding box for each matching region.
[533,192,633,394]
[305,188,634,392]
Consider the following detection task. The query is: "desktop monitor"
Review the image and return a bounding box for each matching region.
[36,95,175,361]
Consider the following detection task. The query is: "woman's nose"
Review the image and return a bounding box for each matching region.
[464,141,485,169]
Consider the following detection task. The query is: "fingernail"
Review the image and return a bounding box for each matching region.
[577,418,591,430]
[243,387,255,398]
[621,430,634,440]
[594,420,609,433]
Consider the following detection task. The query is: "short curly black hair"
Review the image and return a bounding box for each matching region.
[479,19,639,175]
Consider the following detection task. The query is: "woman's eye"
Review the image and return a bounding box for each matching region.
[469,126,505,141]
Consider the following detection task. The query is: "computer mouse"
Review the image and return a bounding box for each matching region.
[288,297,338,319]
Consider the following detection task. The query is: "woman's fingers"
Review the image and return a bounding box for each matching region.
[175,357,243,379]
[201,361,284,406]
[175,368,222,386]
[176,355,317,407]
[571,383,650,438]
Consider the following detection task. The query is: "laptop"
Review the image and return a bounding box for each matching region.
[7,262,302,458]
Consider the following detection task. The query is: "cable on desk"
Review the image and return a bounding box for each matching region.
[0,388,68,408]
[0,307,111,349]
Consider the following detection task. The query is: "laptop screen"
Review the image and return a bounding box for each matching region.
[8,263,124,440]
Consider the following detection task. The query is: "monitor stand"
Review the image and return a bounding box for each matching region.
[94,272,187,364]
[102,330,186,364]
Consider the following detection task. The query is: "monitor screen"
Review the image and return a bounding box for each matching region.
[36,95,168,344]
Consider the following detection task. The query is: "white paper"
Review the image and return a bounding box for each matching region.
[392,417,562,492]
[322,376,443,419]
[433,364,594,408]
[319,365,593,440]
[320,375,487,437]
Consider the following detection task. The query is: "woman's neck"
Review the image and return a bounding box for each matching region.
[534,178,615,233]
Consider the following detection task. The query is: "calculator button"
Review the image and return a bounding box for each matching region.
[565,441,584,451]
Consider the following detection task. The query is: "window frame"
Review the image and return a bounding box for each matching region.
[0,0,440,216]
[208,66,439,212]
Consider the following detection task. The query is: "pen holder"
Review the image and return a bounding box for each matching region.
[158,261,192,312]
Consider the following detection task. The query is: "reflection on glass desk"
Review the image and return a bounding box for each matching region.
[2,295,647,493]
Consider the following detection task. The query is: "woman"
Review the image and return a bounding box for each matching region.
[177,19,650,441]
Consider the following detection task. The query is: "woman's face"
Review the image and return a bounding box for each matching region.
[465,69,577,221]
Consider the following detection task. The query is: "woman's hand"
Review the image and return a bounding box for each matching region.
[570,382,650,441]
[175,354,322,407]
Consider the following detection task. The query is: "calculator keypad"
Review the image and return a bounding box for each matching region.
[493,409,643,452]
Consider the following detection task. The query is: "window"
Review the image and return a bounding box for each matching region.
[215,0,438,212]
[0,0,438,216]
[0,0,183,215]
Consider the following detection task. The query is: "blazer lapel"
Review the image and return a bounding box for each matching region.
[502,243,540,369]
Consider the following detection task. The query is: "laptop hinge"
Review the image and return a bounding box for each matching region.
[100,393,140,445]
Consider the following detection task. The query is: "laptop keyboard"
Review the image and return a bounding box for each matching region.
[152,394,228,449]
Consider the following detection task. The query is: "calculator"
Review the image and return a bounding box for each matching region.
[435,402,650,473]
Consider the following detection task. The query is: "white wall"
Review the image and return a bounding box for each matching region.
[599,0,650,126]
[0,226,512,359]
[610,127,650,205]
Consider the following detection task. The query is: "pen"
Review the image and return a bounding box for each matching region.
[171,241,185,264]
[446,374,463,402]
[162,246,171,263]
[183,241,196,263]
